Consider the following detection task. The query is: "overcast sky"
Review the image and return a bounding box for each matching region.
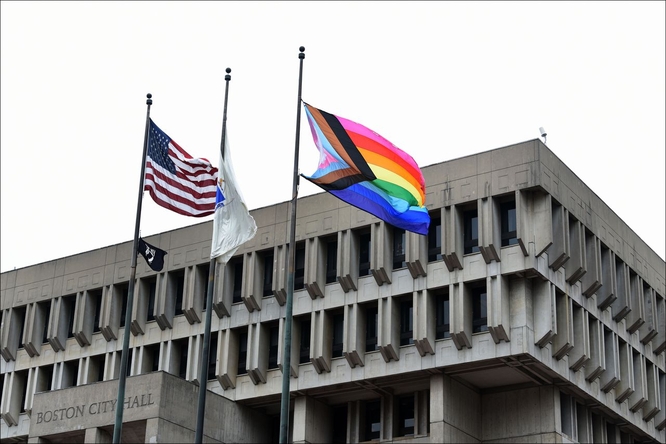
[1,1,664,273]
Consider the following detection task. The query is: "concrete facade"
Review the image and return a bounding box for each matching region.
[1,139,664,443]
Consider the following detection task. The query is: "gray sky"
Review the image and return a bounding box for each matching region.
[1,1,664,273]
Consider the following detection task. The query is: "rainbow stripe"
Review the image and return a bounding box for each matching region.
[302,102,430,235]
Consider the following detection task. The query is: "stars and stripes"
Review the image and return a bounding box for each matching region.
[144,119,218,217]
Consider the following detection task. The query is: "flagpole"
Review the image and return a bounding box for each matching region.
[194,67,232,444]
[279,45,305,444]
[112,93,153,444]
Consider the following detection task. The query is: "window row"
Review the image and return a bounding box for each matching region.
[560,387,666,442]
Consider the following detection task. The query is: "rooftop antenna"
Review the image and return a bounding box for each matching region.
[539,127,547,144]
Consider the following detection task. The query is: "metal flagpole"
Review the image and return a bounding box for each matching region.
[279,45,305,444]
[194,67,232,444]
[113,93,153,444]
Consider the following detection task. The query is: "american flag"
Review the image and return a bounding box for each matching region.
[144,120,218,217]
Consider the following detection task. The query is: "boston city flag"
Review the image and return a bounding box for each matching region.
[302,102,430,235]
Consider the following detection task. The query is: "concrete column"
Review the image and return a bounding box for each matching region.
[292,396,332,443]
[84,426,112,443]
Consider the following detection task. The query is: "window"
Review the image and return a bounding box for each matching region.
[393,227,406,269]
[119,287,128,328]
[174,338,188,379]
[560,392,577,440]
[332,312,344,358]
[39,301,51,344]
[435,291,450,339]
[299,318,311,364]
[325,238,338,284]
[198,262,210,312]
[237,329,248,375]
[112,282,129,328]
[231,257,243,303]
[268,324,279,370]
[15,306,26,349]
[472,286,488,333]
[400,299,414,346]
[396,394,415,437]
[146,278,156,322]
[89,354,105,382]
[366,305,379,352]
[500,199,517,246]
[90,289,102,333]
[363,399,381,441]
[145,343,160,373]
[207,332,218,380]
[262,250,274,297]
[359,231,371,277]
[331,404,348,443]
[16,370,28,413]
[63,295,76,338]
[168,270,185,316]
[125,349,133,377]
[64,359,79,388]
[40,364,54,392]
[294,243,306,290]
[428,214,442,262]
[463,208,479,254]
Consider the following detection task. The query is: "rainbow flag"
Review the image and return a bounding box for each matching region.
[302,102,430,235]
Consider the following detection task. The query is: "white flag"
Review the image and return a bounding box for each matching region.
[210,134,257,263]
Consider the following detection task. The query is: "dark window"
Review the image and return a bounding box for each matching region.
[207,332,217,380]
[263,251,274,297]
[435,291,450,339]
[237,329,248,375]
[176,338,188,379]
[294,244,305,290]
[174,272,185,316]
[40,301,51,344]
[299,319,311,364]
[331,404,348,443]
[332,312,344,358]
[472,286,488,333]
[463,209,479,254]
[268,324,279,369]
[200,263,211,311]
[146,344,160,373]
[393,227,406,269]
[366,305,379,352]
[397,394,415,437]
[119,286,129,328]
[364,399,381,441]
[147,279,156,322]
[326,238,338,284]
[18,370,28,413]
[400,299,414,346]
[67,360,79,387]
[125,349,133,377]
[87,289,102,333]
[501,200,518,246]
[359,232,371,276]
[42,364,54,391]
[64,295,76,338]
[96,356,105,382]
[606,421,616,443]
[560,392,575,438]
[232,258,243,303]
[428,214,442,262]
[15,306,26,349]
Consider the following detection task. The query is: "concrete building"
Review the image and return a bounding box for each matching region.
[1,139,664,443]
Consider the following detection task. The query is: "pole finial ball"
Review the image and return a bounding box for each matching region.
[226,68,231,74]
[299,46,305,52]
[146,93,152,99]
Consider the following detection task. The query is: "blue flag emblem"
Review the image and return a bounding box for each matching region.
[215,178,226,210]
